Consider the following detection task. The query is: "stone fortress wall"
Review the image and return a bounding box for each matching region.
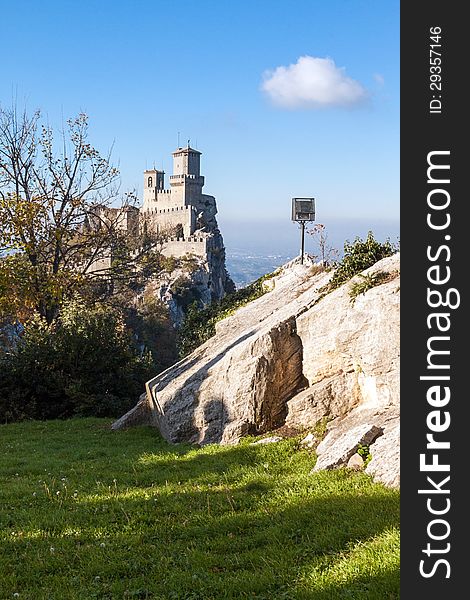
[142,204,197,239]
[88,146,225,274]
[141,145,218,257]
[159,237,208,259]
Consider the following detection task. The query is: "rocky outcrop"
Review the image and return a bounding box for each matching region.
[113,253,400,487]
[284,254,400,487]
[365,419,400,487]
[310,404,399,485]
[205,230,236,300]
[141,234,234,329]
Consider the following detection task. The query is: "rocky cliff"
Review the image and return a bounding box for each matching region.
[144,234,234,329]
[144,200,235,329]
[113,253,400,487]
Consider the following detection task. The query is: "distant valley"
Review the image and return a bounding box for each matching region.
[221,216,399,288]
[225,250,294,288]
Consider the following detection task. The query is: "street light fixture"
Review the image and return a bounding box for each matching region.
[291,197,316,264]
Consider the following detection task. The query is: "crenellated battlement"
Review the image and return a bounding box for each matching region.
[144,205,191,214]
[159,235,209,259]
[169,174,200,180]
[164,236,207,243]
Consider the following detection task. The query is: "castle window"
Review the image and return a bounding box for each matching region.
[148,176,153,188]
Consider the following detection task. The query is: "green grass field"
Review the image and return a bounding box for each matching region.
[0,418,399,599]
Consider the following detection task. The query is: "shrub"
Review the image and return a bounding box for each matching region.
[171,275,203,310]
[357,443,372,467]
[125,299,178,373]
[309,264,327,277]
[325,231,398,293]
[349,271,392,303]
[0,300,153,423]
[306,223,339,266]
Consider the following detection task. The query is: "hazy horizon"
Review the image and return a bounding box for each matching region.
[220,215,399,286]
[221,216,399,254]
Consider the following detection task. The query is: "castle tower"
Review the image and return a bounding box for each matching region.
[141,146,218,240]
[170,146,205,206]
[143,169,165,206]
[172,145,201,176]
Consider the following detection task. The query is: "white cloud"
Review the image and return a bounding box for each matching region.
[373,73,385,86]
[261,56,368,109]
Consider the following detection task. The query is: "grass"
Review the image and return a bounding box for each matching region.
[0,418,399,599]
[349,271,399,304]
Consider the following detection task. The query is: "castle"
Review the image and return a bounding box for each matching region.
[88,145,234,302]
[141,145,220,258]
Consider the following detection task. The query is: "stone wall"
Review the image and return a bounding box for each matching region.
[142,204,195,237]
[160,237,208,259]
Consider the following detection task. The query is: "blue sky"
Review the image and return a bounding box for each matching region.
[2,0,399,245]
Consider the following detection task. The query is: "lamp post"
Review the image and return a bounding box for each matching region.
[291,198,316,264]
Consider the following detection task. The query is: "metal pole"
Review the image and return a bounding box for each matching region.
[300,222,305,264]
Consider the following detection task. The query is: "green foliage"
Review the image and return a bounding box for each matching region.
[125,298,178,373]
[313,417,330,441]
[0,418,400,599]
[180,254,201,274]
[357,444,372,467]
[349,271,392,304]
[160,254,178,273]
[0,301,153,422]
[178,273,274,356]
[171,275,203,311]
[325,231,398,294]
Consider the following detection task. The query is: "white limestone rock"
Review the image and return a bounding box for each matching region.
[287,253,400,431]
[113,253,401,487]
[365,420,400,488]
[251,436,283,445]
[312,422,383,472]
[299,432,317,448]
[347,453,365,470]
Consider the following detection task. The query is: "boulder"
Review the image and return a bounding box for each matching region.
[365,419,400,488]
[113,258,331,443]
[287,253,400,430]
[312,422,383,471]
[347,453,365,470]
[113,253,401,487]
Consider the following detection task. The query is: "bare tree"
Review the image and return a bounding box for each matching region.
[306,223,338,266]
[0,107,162,322]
